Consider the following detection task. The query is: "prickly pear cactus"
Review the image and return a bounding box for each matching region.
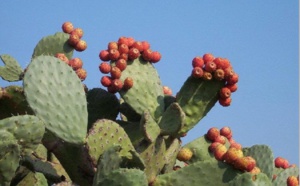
[0,22,298,186]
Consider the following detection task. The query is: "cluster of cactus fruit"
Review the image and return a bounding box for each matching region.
[0,22,298,186]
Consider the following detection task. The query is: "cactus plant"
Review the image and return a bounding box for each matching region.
[0,22,298,186]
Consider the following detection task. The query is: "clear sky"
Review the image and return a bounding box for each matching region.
[0,1,299,165]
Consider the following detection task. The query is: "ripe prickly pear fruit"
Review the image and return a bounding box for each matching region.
[213,143,227,161]
[177,148,193,162]
[287,176,299,186]
[163,86,172,95]
[206,127,220,141]
[223,147,243,164]
[234,156,256,172]
[274,156,289,169]
[220,126,232,139]
[74,40,87,52]
[123,77,133,90]
[62,21,74,34]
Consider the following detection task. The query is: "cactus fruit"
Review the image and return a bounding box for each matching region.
[176,148,193,162]
[1,22,298,186]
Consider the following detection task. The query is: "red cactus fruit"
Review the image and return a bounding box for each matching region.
[214,57,231,70]
[219,87,231,99]
[99,62,111,74]
[225,83,238,93]
[71,28,84,39]
[223,147,244,165]
[224,67,234,79]
[111,79,123,91]
[219,97,232,107]
[209,142,222,153]
[68,33,80,46]
[163,86,172,95]
[75,68,87,81]
[250,167,261,174]
[177,148,193,161]
[214,135,227,145]
[203,53,215,64]
[107,85,117,94]
[127,37,135,47]
[227,73,239,85]
[214,69,225,81]
[287,176,299,186]
[101,76,112,87]
[109,49,120,61]
[99,50,110,61]
[62,22,74,34]
[119,53,128,61]
[206,127,220,141]
[108,42,118,50]
[110,66,122,79]
[230,141,242,150]
[142,49,152,61]
[55,53,69,64]
[123,77,134,90]
[116,59,127,71]
[202,71,212,81]
[132,41,144,52]
[214,144,227,161]
[234,156,256,172]
[150,51,161,63]
[192,67,204,78]
[192,56,204,68]
[118,36,129,46]
[74,40,87,52]
[220,126,232,139]
[128,47,140,60]
[69,58,83,70]
[274,157,289,169]
[118,43,129,54]
[141,41,150,51]
[204,61,217,72]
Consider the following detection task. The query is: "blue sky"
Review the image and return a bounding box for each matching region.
[1,1,299,165]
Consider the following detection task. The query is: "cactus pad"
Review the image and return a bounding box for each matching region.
[153,159,241,186]
[116,57,165,120]
[0,115,45,155]
[85,119,135,167]
[140,110,160,143]
[242,145,274,179]
[23,55,87,144]
[228,172,272,186]
[32,32,74,59]
[176,77,225,135]
[158,102,185,136]
[0,54,23,82]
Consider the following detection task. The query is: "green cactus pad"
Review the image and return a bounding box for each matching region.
[116,120,144,146]
[21,155,64,183]
[93,145,123,184]
[0,86,34,120]
[164,95,176,111]
[0,115,45,155]
[86,119,135,167]
[136,137,167,183]
[158,102,185,136]
[116,57,165,120]
[16,172,48,186]
[0,54,23,82]
[0,131,21,186]
[242,145,274,179]
[176,77,225,135]
[153,159,241,186]
[228,172,272,186]
[23,55,87,144]
[94,168,148,186]
[87,88,120,129]
[32,32,74,59]
[272,167,299,186]
[140,110,160,143]
[161,138,181,174]
[120,98,141,122]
